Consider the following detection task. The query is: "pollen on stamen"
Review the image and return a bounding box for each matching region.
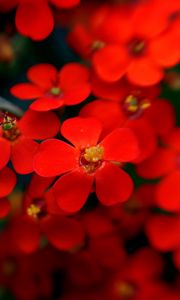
[50,87,61,96]
[79,145,104,174]
[125,95,139,112]
[27,204,41,219]
[91,40,105,51]
[84,146,104,163]
[115,281,136,299]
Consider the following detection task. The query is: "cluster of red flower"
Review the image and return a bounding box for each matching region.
[0,0,180,299]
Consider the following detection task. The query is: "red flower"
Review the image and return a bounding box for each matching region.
[34,117,139,212]
[0,0,80,40]
[9,185,84,253]
[11,63,91,112]
[137,127,180,212]
[106,247,164,300]
[10,214,84,253]
[146,214,180,269]
[0,167,16,198]
[0,109,60,174]
[69,3,180,85]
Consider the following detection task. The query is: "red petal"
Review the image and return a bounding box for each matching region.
[61,117,102,148]
[53,169,93,213]
[27,64,57,89]
[90,235,126,269]
[145,99,175,138]
[133,2,168,38]
[15,1,54,40]
[0,137,11,169]
[0,167,16,197]
[11,137,39,174]
[0,198,10,219]
[19,109,60,139]
[127,57,163,86]
[11,216,40,253]
[0,0,17,12]
[137,148,176,179]
[80,100,125,137]
[10,83,43,100]
[146,215,180,251]
[27,174,55,199]
[63,85,91,105]
[91,73,129,102]
[174,249,180,270]
[34,139,77,177]
[50,0,80,8]
[149,31,180,67]
[93,45,128,82]
[156,171,180,212]
[126,118,157,163]
[101,128,139,162]
[30,97,64,111]
[166,128,180,152]
[41,215,84,250]
[95,162,134,205]
[60,63,90,89]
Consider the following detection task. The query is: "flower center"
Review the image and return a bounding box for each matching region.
[50,87,61,96]
[79,145,104,174]
[27,198,47,220]
[0,112,21,141]
[91,40,105,51]
[115,281,136,299]
[2,258,16,276]
[128,38,146,56]
[123,94,151,118]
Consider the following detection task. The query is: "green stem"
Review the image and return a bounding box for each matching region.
[0,96,23,117]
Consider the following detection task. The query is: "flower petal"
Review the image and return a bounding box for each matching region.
[0,198,10,219]
[11,216,40,253]
[146,215,180,251]
[63,85,91,105]
[127,57,163,86]
[95,162,134,205]
[34,139,77,177]
[41,215,84,250]
[15,1,54,40]
[0,137,11,169]
[101,128,139,162]
[0,167,16,197]
[27,64,57,89]
[60,63,90,89]
[30,97,64,111]
[93,45,128,82]
[61,117,102,148]
[53,169,94,213]
[80,100,125,137]
[19,109,60,139]
[149,31,180,67]
[10,83,43,100]
[156,171,180,212]
[137,148,176,179]
[11,137,39,174]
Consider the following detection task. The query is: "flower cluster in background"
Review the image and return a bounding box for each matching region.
[0,0,180,299]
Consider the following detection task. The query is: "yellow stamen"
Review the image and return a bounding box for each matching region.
[91,40,105,51]
[27,204,41,219]
[84,146,104,163]
[140,99,151,110]
[115,281,135,299]
[125,95,138,112]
